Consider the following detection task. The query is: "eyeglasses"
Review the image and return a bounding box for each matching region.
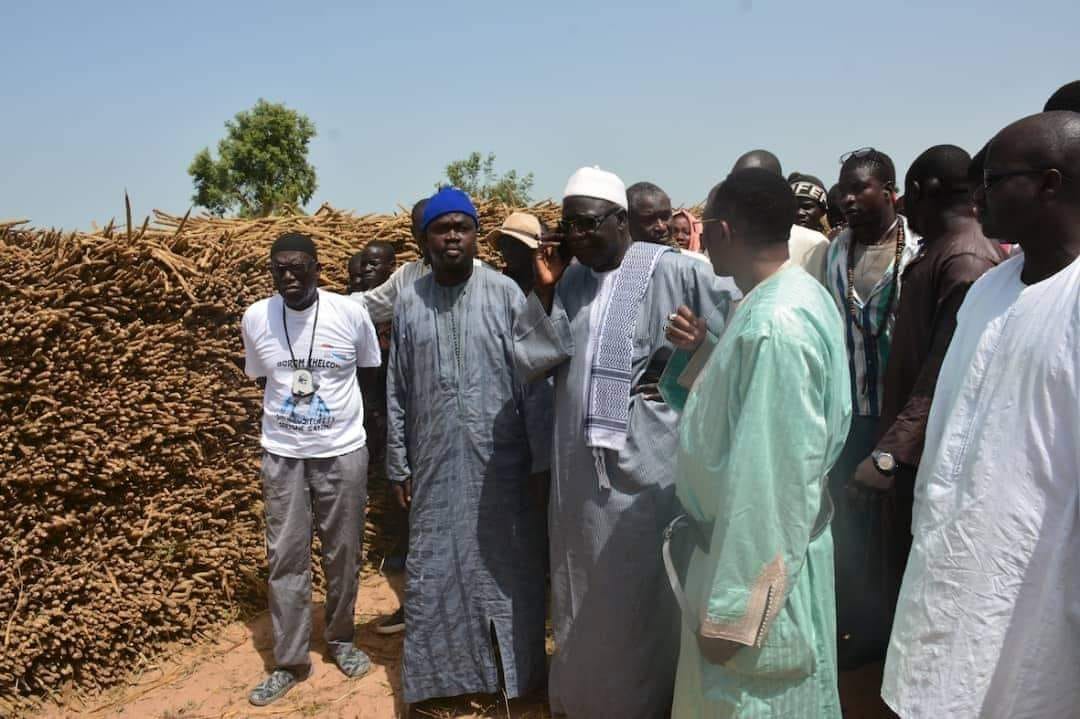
[982,167,1066,192]
[558,206,623,236]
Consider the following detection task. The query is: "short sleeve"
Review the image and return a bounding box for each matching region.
[241,307,267,378]
[349,298,382,368]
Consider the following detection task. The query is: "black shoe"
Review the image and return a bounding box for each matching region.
[374,607,405,635]
[248,665,309,706]
[382,555,407,574]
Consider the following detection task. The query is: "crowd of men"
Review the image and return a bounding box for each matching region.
[238,81,1080,717]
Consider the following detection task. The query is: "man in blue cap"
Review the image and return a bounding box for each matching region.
[357,196,484,637]
[386,187,548,707]
[356,197,484,324]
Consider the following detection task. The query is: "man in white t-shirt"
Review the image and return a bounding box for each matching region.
[240,232,380,706]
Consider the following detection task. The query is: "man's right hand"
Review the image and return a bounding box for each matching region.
[393,479,412,510]
[665,305,707,352]
[534,232,568,311]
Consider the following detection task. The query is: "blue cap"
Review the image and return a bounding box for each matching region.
[421,187,479,231]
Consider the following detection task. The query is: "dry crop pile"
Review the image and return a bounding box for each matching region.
[0,200,561,715]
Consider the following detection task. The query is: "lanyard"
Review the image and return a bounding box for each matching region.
[282,293,320,369]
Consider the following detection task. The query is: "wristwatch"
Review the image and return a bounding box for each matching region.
[872,450,898,476]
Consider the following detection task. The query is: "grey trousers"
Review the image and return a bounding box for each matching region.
[261,447,369,668]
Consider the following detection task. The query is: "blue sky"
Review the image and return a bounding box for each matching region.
[2,0,1076,229]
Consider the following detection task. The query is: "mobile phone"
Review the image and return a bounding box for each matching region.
[553,232,575,264]
[643,345,669,380]
[638,346,673,387]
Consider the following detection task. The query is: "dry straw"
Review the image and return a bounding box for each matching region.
[0,199,562,714]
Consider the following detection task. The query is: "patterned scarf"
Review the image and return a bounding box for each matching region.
[585,241,672,454]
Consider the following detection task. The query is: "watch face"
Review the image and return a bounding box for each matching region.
[877,452,896,472]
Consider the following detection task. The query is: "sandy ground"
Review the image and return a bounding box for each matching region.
[27,566,896,719]
[34,569,551,719]
[27,541,890,719]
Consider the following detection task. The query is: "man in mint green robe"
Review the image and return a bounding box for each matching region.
[666,169,851,718]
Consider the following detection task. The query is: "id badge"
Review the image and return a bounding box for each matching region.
[291,369,316,399]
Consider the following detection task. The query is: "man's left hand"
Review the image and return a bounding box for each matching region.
[697,634,742,665]
[852,456,894,492]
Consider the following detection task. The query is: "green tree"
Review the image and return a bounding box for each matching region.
[442,152,534,205]
[188,99,317,217]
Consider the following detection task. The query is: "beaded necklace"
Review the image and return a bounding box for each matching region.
[846,218,905,340]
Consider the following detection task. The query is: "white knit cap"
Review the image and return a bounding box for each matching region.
[562,166,628,210]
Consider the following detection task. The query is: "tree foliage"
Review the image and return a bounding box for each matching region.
[188,99,317,217]
[442,152,534,205]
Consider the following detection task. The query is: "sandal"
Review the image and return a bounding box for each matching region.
[248,665,309,706]
[332,645,372,679]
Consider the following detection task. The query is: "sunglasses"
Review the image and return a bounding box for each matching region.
[558,206,623,236]
[839,147,882,164]
[270,260,316,277]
